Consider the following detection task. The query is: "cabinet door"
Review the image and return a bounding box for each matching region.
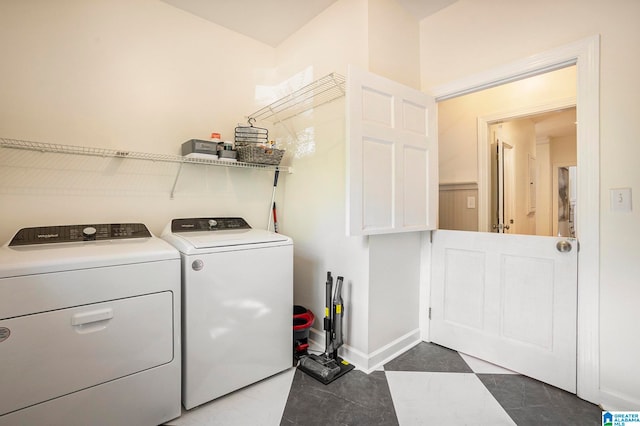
[346,66,437,236]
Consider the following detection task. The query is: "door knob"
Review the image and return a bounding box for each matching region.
[556,240,572,253]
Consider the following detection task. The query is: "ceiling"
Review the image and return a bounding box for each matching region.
[158,1,574,139]
[159,0,458,47]
[531,108,577,140]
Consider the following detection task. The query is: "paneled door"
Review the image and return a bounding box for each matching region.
[430,230,578,393]
[346,66,437,236]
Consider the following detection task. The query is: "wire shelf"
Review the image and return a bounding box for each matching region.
[0,137,287,172]
[248,72,345,123]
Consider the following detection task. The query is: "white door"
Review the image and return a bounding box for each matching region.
[346,66,437,235]
[429,230,578,393]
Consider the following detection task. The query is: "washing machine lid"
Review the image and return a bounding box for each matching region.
[0,223,179,277]
[166,217,289,249]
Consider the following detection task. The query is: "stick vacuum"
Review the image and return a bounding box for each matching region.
[298,272,355,384]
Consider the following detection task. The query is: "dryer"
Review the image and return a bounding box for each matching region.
[162,217,293,410]
[0,223,181,426]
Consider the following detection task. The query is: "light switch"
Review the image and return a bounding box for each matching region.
[610,188,632,212]
[467,196,476,209]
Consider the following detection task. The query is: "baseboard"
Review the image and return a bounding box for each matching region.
[308,327,422,374]
[600,388,640,411]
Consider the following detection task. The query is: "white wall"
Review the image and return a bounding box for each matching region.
[536,139,552,236]
[273,0,371,359]
[368,232,421,351]
[368,0,421,89]
[421,0,640,409]
[0,0,276,242]
[274,0,424,367]
[551,134,578,165]
[276,0,369,79]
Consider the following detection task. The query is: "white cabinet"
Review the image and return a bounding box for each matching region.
[346,66,437,236]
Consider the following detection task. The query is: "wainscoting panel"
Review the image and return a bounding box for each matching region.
[439,182,478,231]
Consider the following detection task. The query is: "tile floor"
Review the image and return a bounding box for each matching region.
[166,342,602,425]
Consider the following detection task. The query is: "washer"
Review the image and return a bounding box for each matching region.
[162,217,293,410]
[0,223,181,426]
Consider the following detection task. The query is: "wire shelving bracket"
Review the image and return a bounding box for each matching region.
[247,73,346,125]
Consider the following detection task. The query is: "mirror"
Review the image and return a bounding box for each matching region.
[437,66,577,237]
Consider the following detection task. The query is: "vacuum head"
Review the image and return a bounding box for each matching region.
[298,354,355,385]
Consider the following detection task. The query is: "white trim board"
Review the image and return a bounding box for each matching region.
[427,35,600,404]
[308,327,422,374]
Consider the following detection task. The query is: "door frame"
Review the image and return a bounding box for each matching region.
[428,35,600,403]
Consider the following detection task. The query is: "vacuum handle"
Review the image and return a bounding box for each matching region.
[332,276,344,353]
[324,271,333,354]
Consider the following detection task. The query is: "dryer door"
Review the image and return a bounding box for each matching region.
[0,291,174,416]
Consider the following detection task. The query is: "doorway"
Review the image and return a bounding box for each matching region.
[426,36,600,404]
[438,66,577,236]
[482,107,578,237]
[490,133,515,234]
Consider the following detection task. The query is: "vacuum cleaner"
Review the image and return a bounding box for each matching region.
[298,271,355,384]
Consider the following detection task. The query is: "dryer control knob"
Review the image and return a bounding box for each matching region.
[208,219,217,228]
[83,226,97,240]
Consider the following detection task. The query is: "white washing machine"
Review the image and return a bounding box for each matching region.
[162,217,293,410]
[0,223,181,426]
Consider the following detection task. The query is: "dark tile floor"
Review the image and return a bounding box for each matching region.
[478,374,601,426]
[169,342,603,425]
[281,369,398,425]
[280,342,602,425]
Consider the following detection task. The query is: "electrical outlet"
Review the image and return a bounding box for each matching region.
[467,196,476,209]
[610,188,632,212]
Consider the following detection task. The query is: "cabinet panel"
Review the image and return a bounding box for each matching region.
[363,137,394,230]
[403,145,428,227]
[401,99,428,135]
[362,88,394,127]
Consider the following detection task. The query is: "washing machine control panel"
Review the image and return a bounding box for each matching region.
[8,223,152,246]
[171,217,251,232]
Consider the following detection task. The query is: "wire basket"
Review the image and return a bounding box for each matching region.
[235,123,268,144]
[236,144,284,166]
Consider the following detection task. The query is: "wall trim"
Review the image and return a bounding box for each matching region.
[427,35,601,404]
[439,182,478,191]
[600,389,640,412]
[308,327,421,374]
